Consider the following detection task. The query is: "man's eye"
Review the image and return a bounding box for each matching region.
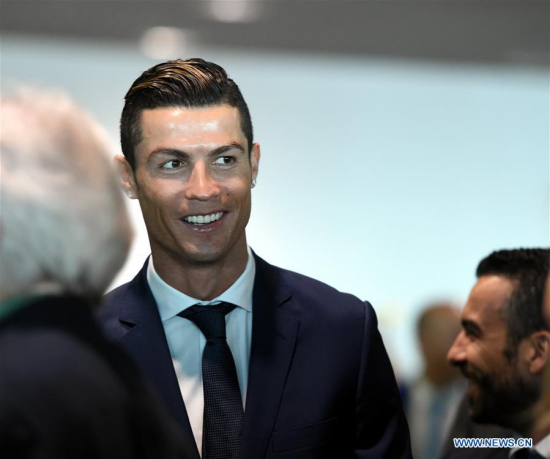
[213,156,235,166]
[161,160,183,170]
[464,327,479,339]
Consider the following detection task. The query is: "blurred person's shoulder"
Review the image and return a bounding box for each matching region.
[99,259,150,339]
[0,294,197,459]
[0,294,141,399]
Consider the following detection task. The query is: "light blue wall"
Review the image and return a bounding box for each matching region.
[2,35,548,377]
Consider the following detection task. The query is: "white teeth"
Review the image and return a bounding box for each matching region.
[184,212,223,225]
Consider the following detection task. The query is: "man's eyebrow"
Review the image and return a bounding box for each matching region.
[210,143,246,156]
[462,319,482,336]
[148,148,190,160]
[147,143,245,160]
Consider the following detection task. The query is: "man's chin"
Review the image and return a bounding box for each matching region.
[182,249,225,265]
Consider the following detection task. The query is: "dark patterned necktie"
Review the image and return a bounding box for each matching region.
[179,302,243,459]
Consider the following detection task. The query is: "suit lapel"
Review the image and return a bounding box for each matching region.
[241,255,300,459]
[116,260,197,453]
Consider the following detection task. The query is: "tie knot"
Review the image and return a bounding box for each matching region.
[179,302,237,340]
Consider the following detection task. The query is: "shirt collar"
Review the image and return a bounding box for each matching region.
[509,432,550,458]
[147,248,256,322]
[534,432,550,457]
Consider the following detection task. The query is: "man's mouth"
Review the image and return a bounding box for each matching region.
[461,366,486,388]
[183,212,224,225]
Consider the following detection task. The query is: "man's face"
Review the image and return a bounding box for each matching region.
[447,275,539,425]
[120,104,259,266]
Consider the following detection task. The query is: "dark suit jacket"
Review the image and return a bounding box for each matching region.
[99,254,412,458]
[0,295,197,459]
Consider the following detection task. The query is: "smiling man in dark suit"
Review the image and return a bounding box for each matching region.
[99,58,411,459]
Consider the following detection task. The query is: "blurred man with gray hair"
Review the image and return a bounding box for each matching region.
[0,89,197,458]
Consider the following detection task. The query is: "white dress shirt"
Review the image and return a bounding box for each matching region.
[147,249,255,456]
[536,434,550,458]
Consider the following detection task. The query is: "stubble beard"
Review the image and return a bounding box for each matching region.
[468,366,540,428]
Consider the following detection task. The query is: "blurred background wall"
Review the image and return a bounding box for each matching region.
[2,0,548,380]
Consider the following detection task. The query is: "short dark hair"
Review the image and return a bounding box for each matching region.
[476,248,550,351]
[120,58,253,169]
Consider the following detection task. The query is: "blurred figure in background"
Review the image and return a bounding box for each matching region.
[404,302,465,459]
[445,249,550,459]
[0,88,197,458]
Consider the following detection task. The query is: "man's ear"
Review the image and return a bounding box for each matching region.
[250,142,260,182]
[114,155,138,199]
[524,331,550,374]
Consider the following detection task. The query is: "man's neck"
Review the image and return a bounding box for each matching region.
[510,400,550,444]
[151,243,249,301]
[527,401,550,444]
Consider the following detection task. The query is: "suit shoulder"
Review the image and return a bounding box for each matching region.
[99,281,130,319]
[97,281,134,340]
[103,281,131,305]
[269,263,371,319]
[99,258,149,319]
[283,267,360,299]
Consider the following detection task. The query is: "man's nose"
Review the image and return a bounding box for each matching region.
[184,162,220,201]
[447,331,467,366]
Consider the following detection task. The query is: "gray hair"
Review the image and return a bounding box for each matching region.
[0,88,132,302]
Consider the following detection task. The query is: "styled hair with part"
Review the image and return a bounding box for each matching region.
[0,88,132,302]
[120,58,253,169]
[476,248,550,349]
